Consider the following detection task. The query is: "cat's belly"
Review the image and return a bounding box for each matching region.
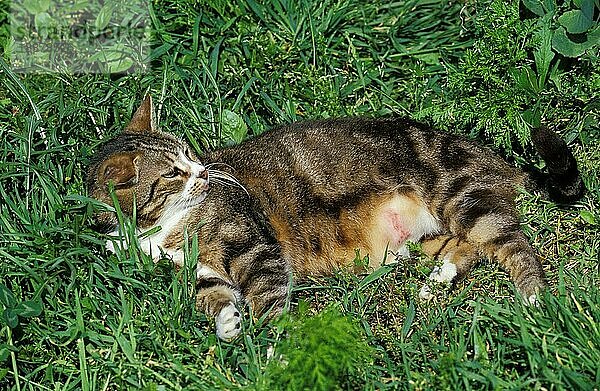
[365,192,440,265]
[275,191,441,276]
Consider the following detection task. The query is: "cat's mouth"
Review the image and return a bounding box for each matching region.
[200,180,210,192]
[183,192,208,209]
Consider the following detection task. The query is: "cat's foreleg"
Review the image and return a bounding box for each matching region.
[195,265,243,340]
[230,243,292,320]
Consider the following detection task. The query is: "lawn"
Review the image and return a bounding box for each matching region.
[1,0,599,389]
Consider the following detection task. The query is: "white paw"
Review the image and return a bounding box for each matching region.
[395,245,410,258]
[419,284,432,300]
[216,302,242,341]
[106,229,127,254]
[106,240,117,253]
[106,239,127,253]
[429,261,457,283]
[524,294,539,307]
[419,261,458,301]
[266,344,275,360]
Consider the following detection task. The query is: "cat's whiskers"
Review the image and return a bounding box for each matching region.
[208,169,249,195]
[205,162,233,170]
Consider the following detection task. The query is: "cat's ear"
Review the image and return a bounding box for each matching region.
[125,95,157,133]
[98,152,141,189]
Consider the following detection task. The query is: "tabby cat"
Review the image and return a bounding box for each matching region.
[87,96,584,340]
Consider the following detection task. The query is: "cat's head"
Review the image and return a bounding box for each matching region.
[86,96,208,231]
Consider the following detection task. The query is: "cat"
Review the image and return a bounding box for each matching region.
[86,96,584,340]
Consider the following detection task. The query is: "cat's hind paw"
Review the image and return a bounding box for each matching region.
[516,275,545,307]
[418,284,433,300]
[106,240,117,254]
[419,260,458,300]
[105,229,129,254]
[216,302,242,341]
[429,261,458,283]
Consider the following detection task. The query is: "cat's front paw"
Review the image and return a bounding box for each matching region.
[106,240,117,254]
[106,230,128,254]
[216,302,242,341]
[106,238,127,253]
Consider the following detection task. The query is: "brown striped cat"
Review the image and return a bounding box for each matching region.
[86,96,584,340]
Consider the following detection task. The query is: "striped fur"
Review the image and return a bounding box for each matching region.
[87,96,584,340]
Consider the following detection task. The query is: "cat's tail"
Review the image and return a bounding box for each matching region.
[529,127,585,204]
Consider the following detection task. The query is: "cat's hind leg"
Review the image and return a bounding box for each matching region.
[445,188,546,304]
[419,235,479,299]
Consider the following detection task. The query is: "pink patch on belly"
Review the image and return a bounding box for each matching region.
[384,210,411,246]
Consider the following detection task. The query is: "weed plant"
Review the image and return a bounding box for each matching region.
[0,0,599,389]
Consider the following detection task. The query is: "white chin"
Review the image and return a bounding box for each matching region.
[189,192,208,207]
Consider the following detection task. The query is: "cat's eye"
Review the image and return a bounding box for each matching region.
[184,147,195,161]
[163,167,185,179]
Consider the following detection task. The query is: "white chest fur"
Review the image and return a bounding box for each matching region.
[106,206,189,267]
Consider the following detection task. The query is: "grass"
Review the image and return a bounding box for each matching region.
[1,0,599,389]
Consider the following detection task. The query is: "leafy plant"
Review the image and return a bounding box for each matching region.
[415,0,599,151]
[0,284,42,331]
[523,0,600,57]
[7,0,149,73]
[0,283,43,385]
[257,305,375,391]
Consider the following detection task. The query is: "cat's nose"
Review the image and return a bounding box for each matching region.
[191,162,207,179]
[198,167,208,180]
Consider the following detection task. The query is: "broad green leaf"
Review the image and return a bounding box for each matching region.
[221,110,248,144]
[95,1,115,31]
[557,10,593,34]
[542,0,556,13]
[522,108,542,128]
[0,344,9,362]
[34,12,53,38]
[106,57,134,74]
[534,26,554,86]
[14,299,42,318]
[89,46,136,73]
[22,0,50,14]
[573,0,595,19]
[579,210,596,225]
[0,284,16,308]
[522,0,545,16]
[116,334,136,363]
[246,0,266,21]
[401,300,415,337]
[510,66,540,94]
[210,38,224,79]
[552,26,597,57]
[581,0,595,19]
[2,308,19,329]
[89,48,122,62]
